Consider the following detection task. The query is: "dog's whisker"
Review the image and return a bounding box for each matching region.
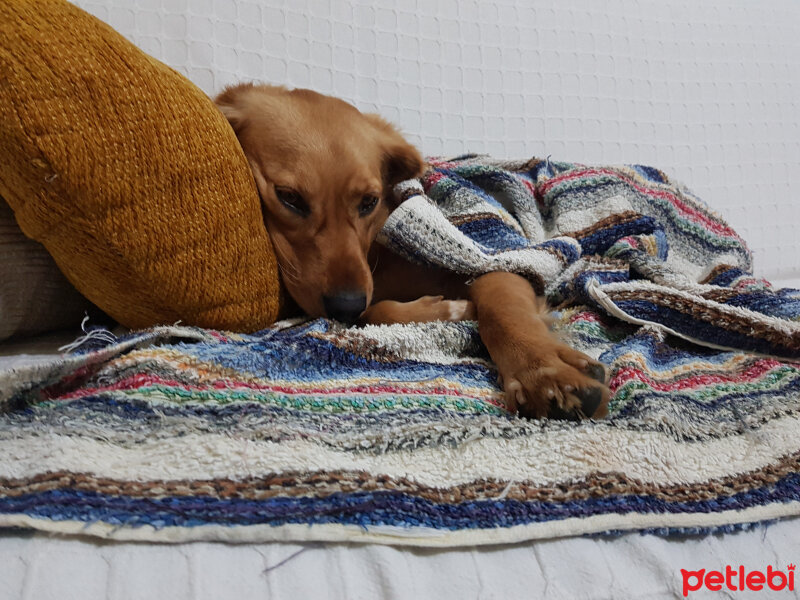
[272,246,301,282]
[277,258,299,278]
[282,261,299,278]
[277,263,300,286]
[370,251,380,275]
[273,252,300,285]
[277,266,295,283]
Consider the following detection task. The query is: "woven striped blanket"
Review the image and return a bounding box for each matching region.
[1,156,799,545]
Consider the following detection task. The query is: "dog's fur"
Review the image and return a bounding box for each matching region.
[216,83,609,419]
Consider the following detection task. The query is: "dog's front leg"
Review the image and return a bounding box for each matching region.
[362,245,476,325]
[469,272,609,420]
[361,296,475,325]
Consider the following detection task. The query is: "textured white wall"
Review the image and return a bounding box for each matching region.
[76,0,800,285]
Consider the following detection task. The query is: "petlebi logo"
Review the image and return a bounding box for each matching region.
[681,564,795,597]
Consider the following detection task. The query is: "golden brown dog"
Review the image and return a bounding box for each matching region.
[215,83,609,419]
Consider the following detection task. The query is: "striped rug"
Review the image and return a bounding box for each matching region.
[1,156,798,545]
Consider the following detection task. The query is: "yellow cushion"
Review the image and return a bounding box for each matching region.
[0,0,281,331]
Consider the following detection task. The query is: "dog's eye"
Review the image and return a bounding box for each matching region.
[274,187,309,217]
[359,195,379,216]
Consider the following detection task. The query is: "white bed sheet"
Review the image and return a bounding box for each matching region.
[1,520,798,599]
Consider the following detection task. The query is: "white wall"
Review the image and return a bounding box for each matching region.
[76,0,800,285]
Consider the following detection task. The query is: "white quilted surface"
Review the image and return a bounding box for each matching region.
[73,0,800,284]
[3,518,800,599]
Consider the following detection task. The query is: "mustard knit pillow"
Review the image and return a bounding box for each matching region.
[0,0,281,331]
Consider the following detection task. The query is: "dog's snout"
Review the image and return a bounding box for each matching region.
[323,291,367,324]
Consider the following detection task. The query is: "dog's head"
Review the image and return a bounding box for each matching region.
[216,83,423,322]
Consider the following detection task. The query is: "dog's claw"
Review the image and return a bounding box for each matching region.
[575,385,604,418]
[548,400,582,421]
[503,378,521,411]
[585,362,607,384]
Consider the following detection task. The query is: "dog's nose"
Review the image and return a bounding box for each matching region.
[322,291,367,324]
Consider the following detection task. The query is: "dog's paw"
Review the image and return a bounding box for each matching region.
[407,296,477,322]
[500,341,609,420]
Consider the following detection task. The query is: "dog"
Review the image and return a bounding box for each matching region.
[215,83,609,420]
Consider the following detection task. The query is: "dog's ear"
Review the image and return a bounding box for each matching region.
[364,114,425,186]
[217,103,245,131]
[214,83,254,133]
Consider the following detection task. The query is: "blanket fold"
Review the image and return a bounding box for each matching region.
[382,156,799,358]
[1,155,799,545]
